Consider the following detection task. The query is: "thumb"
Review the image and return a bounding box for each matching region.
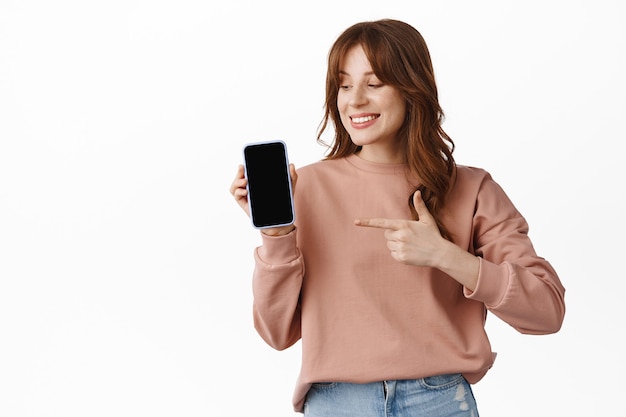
[412,190,433,222]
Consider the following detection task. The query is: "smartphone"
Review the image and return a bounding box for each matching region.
[243,140,295,229]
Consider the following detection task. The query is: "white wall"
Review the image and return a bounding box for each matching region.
[1,0,624,415]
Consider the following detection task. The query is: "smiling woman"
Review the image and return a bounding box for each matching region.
[230,18,566,417]
[336,45,406,163]
[1,1,624,416]
[319,19,456,240]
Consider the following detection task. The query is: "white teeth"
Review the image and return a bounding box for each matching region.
[352,115,378,124]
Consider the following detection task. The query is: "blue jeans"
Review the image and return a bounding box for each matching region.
[303,374,479,417]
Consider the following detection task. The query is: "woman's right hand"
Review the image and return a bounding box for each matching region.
[230,164,252,216]
[229,164,298,236]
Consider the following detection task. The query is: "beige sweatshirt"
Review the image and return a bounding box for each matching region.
[251,154,565,412]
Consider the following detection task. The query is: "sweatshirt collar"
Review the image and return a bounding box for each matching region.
[345,153,409,175]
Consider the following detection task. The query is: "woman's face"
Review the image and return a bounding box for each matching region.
[337,44,406,162]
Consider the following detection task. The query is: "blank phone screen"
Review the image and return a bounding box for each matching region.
[243,141,294,228]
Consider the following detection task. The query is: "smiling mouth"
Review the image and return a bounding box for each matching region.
[351,114,380,124]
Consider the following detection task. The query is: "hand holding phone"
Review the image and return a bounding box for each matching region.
[242,140,295,229]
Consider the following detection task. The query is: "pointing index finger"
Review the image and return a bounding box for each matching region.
[354,218,400,230]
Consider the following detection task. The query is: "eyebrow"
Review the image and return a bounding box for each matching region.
[338,70,376,76]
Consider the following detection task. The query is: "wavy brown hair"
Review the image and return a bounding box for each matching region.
[317,19,456,239]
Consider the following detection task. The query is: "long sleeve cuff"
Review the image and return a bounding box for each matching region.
[464,257,511,308]
[256,228,299,265]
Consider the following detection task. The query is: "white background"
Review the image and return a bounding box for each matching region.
[1,0,624,415]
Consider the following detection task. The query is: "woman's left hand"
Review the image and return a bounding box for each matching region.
[354,190,445,267]
[355,190,479,290]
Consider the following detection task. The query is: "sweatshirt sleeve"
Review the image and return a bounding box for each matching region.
[252,229,304,350]
[463,175,566,335]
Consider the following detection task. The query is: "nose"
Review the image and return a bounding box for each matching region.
[348,85,368,107]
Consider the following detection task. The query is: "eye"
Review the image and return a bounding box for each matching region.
[368,76,384,88]
[339,85,352,91]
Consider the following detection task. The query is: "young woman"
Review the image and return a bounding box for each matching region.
[230,18,565,417]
